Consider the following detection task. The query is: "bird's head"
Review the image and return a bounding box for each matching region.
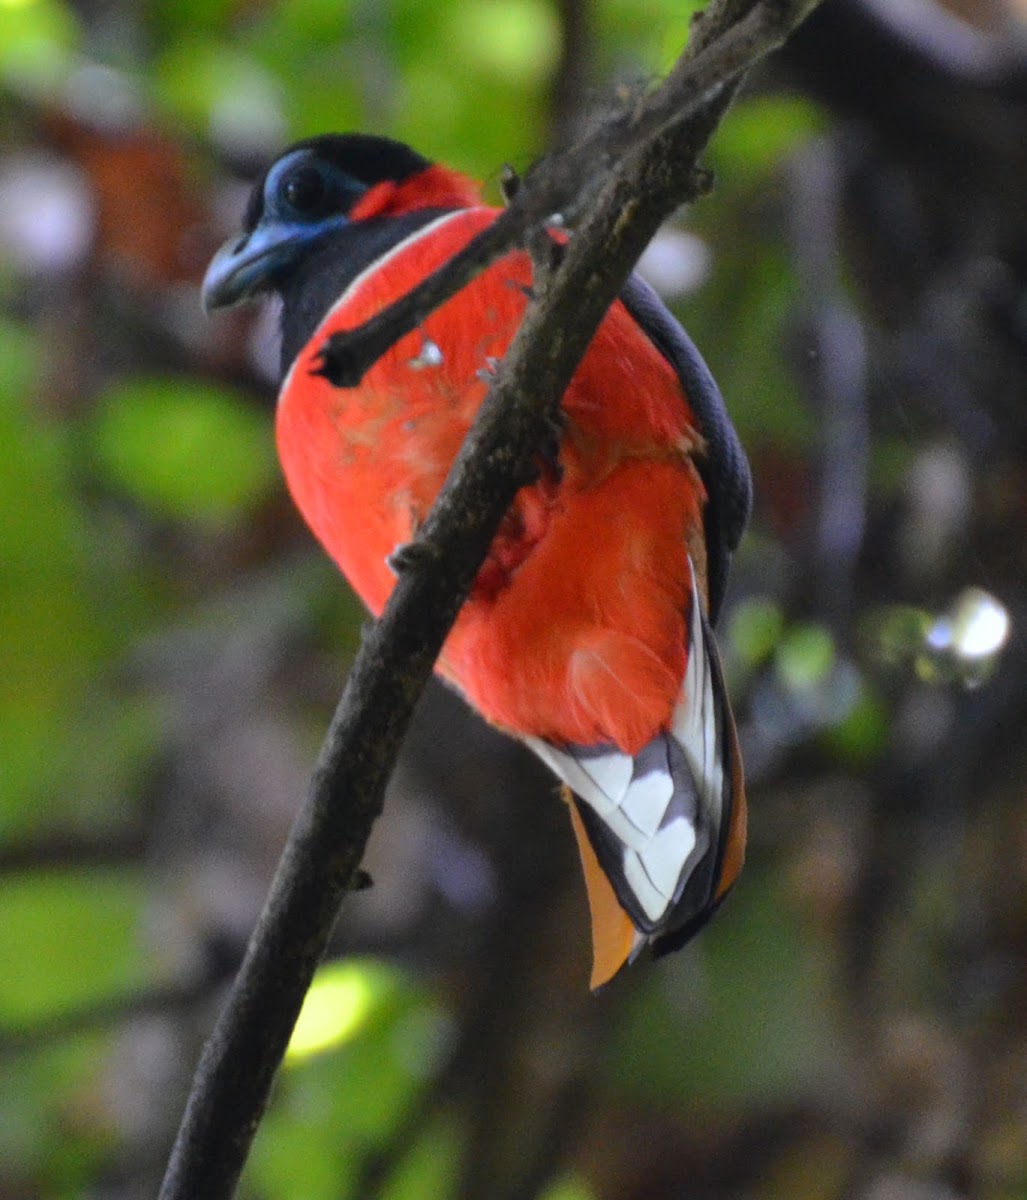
[202,133,482,312]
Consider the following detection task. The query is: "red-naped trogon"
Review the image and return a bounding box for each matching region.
[202,133,751,989]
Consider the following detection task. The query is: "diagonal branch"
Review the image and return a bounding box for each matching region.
[158,1,823,1197]
[317,0,820,390]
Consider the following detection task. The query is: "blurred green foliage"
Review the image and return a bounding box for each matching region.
[0,869,149,1025]
[0,1,884,1193]
[0,1033,113,1196]
[248,960,455,1199]
[92,377,279,524]
[0,319,158,838]
[609,865,834,1110]
[0,0,79,96]
[1,0,1020,1197]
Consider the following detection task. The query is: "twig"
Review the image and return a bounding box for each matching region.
[317,0,821,391]
[549,0,594,147]
[158,1,824,1196]
[0,827,146,874]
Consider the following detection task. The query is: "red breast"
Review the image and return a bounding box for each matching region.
[277,206,707,754]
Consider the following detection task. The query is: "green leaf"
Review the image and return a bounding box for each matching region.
[146,0,237,40]
[248,968,454,1200]
[596,0,702,75]
[286,959,405,1063]
[728,596,785,669]
[0,1034,111,1190]
[820,679,889,765]
[91,376,279,524]
[384,1119,458,1200]
[0,869,147,1027]
[776,623,836,691]
[267,0,358,43]
[712,95,826,184]
[542,1177,596,1200]
[0,320,123,837]
[678,245,811,452]
[0,0,79,98]
[153,38,284,139]
[447,0,559,85]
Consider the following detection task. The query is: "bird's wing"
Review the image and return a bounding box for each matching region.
[618,273,752,622]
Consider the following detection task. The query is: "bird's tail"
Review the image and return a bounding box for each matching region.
[528,563,746,988]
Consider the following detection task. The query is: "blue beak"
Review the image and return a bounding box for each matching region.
[202,225,286,312]
[201,214,349,312]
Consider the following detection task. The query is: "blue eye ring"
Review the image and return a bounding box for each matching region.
[263,151,366,225]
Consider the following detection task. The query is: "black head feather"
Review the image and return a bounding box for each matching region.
[243,134,431,233]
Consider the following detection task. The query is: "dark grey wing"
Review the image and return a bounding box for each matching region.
[619,272,752,623]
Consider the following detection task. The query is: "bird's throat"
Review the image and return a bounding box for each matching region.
[276,207,457,376]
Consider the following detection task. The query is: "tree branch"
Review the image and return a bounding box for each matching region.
[317,0,820,390]
[158,1,824,1196]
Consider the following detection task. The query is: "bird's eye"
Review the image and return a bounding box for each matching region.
[280,166,329,215]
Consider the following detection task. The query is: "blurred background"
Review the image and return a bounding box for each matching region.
[2,0,1027,1197]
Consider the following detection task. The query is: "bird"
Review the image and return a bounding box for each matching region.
[202,133,752,989]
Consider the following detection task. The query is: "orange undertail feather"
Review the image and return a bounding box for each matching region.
[565,787,638,989]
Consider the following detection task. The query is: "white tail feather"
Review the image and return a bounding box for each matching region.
[525,557,731,934]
